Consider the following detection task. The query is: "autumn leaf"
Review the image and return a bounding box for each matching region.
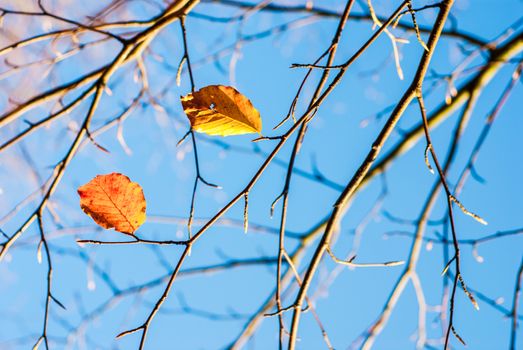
[180,85,262,136]
[77,173,146,234]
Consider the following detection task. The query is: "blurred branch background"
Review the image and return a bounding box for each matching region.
[0,0,522,349]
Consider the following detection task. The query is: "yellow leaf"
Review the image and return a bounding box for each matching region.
[181,85,262,136]
[77,173,146,235]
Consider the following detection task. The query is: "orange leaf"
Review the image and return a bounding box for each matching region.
[180,85,262,136]
[77,173,146,234]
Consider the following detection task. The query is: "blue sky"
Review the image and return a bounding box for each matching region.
[0,0,522,349]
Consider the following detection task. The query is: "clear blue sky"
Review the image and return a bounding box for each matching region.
[0,1,522,349]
